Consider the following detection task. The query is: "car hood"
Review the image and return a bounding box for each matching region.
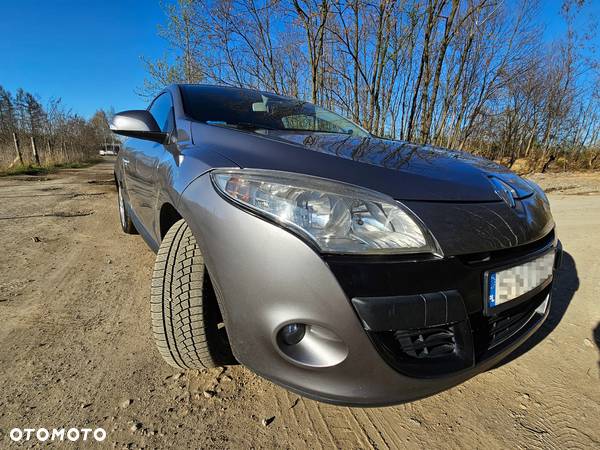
[191,123,532,202]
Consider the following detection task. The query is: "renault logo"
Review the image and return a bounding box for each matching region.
[489,177,517,208]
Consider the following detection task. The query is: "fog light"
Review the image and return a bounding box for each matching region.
[275,323,348,367]
[279,323,306,345]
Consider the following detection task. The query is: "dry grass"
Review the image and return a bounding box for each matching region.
[0,159,103,177]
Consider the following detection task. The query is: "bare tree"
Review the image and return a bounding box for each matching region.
[0,85,110,169]
[292,0,329,103]
[138,0,600,171]
[141,0,204,98]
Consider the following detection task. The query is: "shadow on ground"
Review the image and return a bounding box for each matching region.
[496,250,579,366]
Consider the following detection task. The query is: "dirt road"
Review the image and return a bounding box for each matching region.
[0,161,598,449]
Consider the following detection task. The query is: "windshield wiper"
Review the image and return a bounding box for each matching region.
[280,128,354,135]
[205,121,278,131]
[235,122,281,130]
[206,121,353,135]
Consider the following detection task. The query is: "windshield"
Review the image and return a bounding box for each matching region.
[179,85,369,137]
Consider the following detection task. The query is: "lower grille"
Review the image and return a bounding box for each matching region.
[368,321,474,378]
[487,292,548,349]
[394,328,456,359]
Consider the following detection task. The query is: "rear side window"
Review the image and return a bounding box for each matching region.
[149,93,174,132]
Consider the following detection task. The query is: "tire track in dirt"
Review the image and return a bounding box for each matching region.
[519,377,600,449]
[0,162,158,445]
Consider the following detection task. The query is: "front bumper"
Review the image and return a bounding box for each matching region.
[180,174,561,406]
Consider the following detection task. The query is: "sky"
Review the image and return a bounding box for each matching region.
[0,0,598,120]
[0,0,169,118]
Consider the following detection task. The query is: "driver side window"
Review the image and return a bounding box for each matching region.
[149,93,174,133]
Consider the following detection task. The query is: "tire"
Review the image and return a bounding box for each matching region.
[151,219,235,369]
[117,181,137,234]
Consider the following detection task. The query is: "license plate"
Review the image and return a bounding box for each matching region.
[487,251,555,308]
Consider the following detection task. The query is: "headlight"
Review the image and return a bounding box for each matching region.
[210,169,440,255]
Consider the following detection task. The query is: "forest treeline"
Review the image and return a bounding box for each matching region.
[0,86,112,170]
[143,0,600,172]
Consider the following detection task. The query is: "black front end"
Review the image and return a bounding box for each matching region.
[325,230,561,379]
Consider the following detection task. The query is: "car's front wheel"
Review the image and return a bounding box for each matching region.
[151,219,235,369]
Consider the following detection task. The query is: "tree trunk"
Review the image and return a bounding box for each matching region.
[421,0,457,143]
[541,154,556,173]
[13,133,23,165]
[407,1,437,141]
[31,136,40,165]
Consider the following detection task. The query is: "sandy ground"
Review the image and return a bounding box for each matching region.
[0,161,598,449]
[529,171,600,196]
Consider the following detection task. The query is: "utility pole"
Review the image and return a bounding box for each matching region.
[13,133,23,164]
[31,136,40,165]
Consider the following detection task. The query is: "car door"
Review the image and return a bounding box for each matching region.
[126,92,175,237]
[119,138,140,214]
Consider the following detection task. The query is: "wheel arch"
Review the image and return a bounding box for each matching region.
[159,202,183,241]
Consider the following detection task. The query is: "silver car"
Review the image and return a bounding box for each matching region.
[110,84,561,406]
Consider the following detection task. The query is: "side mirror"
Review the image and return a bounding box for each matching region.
[110,110,167,143]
